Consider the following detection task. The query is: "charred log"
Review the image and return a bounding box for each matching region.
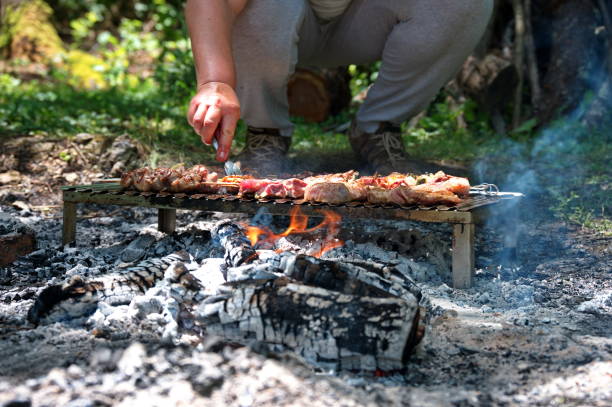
[27,251,192,324]
[198,242,424,371]
[211,220,258,267]
[197,279,421,372]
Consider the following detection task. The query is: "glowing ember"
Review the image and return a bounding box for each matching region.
[244,207,343,257]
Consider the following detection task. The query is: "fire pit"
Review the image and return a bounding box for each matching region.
[60,183,522,288]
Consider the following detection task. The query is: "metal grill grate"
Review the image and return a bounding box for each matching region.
[61,183,523,289]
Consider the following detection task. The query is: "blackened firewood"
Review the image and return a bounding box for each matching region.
[196,252,424,371]
[211,220,258,267]
[27,252,192,324]
[197,280,421,372]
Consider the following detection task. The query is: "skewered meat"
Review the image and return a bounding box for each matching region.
[366,185,461,206]
[238,173,354,200]
[303,170,358,184]
[303,181,367,204]
[357,172,417,189]
[255,178,309,199]
[121,166,470,206]
[306,172,468,205]
[120,165,221,193]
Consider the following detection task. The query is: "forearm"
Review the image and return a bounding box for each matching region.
[185,0,247,88]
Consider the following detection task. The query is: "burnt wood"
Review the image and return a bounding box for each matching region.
[198,281,421,372]
[198,257,423,371]
[211,220,258,267]
[198,224,423,371]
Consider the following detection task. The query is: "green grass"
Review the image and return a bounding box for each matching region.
[0,72,218,164]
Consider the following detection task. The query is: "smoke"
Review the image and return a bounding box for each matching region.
[472,89,611,270]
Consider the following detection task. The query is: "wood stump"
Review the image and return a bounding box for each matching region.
[287,68,352,123]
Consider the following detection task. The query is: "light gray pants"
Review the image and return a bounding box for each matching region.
[232,0,493,136]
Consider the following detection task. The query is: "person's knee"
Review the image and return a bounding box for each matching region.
[455,0,494,30]
[409,0,493,60]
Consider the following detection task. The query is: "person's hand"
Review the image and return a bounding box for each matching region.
[187,81,240,162]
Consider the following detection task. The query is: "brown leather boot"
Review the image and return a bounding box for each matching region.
[349,121,436,175]
[234,127,290,176]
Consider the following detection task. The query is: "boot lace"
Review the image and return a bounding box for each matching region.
[368,131,406,168]
[242,132,288,161]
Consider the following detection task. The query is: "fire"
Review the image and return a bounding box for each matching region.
[244,206,343,258]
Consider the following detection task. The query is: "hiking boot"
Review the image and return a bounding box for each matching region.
[349,121,435,175]
[234,127,290,176]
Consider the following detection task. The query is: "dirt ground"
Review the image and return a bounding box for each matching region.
[0,135,610,407]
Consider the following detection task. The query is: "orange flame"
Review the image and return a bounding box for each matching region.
[244,207,343,257]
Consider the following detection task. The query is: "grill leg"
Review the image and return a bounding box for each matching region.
[158,208,176,234]
[452,223,475,289]
[62,202,77,245]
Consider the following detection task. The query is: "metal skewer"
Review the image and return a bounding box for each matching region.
[213,135,242,176]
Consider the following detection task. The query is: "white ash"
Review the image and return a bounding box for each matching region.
[576,289,612,315]
[0,205,611,406]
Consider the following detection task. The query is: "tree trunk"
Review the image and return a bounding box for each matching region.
[535,0,604,123]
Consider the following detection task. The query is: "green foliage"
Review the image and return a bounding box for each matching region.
[403,97,497,161]
[291,113,352,153]
[348,62,380,95]
[540,121,611,233]
[153,40,196,102]
[509,118,538,140]
[47,0,186,42]
[0,74,206,157]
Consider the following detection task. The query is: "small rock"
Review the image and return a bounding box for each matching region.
[63,172,79,183]
[74,133,95,144]
[0,170,22,184]
[120,234,156,263]
[477,292,490,304]
[66,364,83,378]
[117,343,147,377]
[481,305,493,313]
[438,283,453,294]
[2,397,31,407]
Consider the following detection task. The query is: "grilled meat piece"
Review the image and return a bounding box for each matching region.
[394,185,462,206]
[366,185,461,206]
[120,165,220,193]
[358,172,417,189]
[303,170,358,184]
[304,182,366,204]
